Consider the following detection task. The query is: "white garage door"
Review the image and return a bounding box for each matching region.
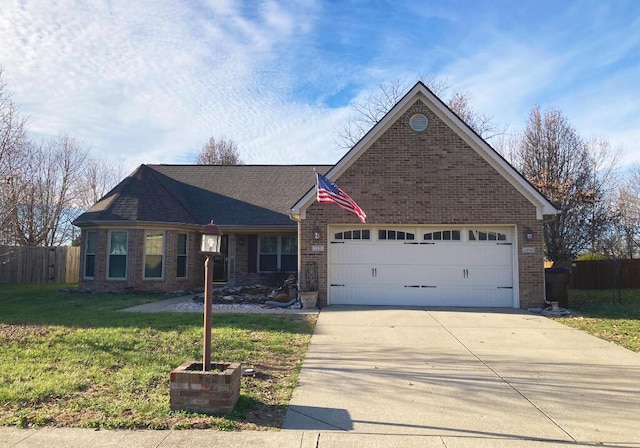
[328,226,516,307]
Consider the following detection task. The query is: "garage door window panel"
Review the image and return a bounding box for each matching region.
[469,230,507,241]
[334,230,370,240]
[378,230,415,240]
[423,230,460,241]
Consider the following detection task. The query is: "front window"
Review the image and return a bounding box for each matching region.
[259,235,297,272]
[280,235,297,272]
[144,231,164,279]
[176,233,187,278]
[84,231,96,279]
[108,231,128,279]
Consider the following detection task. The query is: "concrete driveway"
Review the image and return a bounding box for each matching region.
[283,307,640,447]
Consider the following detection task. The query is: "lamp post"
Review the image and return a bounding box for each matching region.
[200,220,222,372]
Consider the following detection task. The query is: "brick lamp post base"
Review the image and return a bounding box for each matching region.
[169,361,241,414]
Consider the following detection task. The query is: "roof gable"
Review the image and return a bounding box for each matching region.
[73,164,196,225]
[290,82,558,220]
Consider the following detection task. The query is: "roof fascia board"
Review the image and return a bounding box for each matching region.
[74,221,296,233]
[73,221,204,231]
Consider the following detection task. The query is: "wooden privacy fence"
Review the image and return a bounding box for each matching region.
[571,259,640,290]
[0,246,80,284]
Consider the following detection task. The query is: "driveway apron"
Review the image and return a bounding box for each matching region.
[283,307,640,446]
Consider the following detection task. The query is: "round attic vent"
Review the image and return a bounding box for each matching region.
[409,114,428,132]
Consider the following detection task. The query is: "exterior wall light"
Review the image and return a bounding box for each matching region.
[524,227,534,241]
[313,224,321,240]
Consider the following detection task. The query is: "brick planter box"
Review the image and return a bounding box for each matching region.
[170,361,241,414]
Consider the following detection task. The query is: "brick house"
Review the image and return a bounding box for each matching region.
[291,82,557,309]
[73,165,330,293]
[74,82,557,308]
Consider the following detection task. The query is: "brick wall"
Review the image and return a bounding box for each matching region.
[300,98,545,309]
[233,234,278,287]
[78,229,293,293]
[78,228,203,293]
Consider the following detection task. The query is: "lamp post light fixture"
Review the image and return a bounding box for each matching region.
[200,220,222,372]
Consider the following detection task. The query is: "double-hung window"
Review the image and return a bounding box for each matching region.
[84,231,97,279]
[144,231,164,279]
[108,231,128,279]
[176,233,187,278]
[259,235,297,272]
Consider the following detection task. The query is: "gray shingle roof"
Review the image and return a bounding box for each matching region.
[74,164,331,227]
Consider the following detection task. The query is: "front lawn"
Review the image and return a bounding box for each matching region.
[0,284,316,430]
[554,289,640,353]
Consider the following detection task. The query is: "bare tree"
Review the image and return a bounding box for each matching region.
[513,106,620,262]
[447,91,505,140]
[4,133,89,246]
[75,156,126,211]
[196,136,242,165]
[609,186,639,259]
[0,67,29,245]
[0,67,28,176]
[608,166,640,259]
[335,75,505,150]
[0,70,108,247]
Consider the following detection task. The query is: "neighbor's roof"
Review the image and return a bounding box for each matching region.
[73,164,331,228]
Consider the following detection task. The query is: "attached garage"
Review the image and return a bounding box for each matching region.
[289,82,558,309]
[328,226,516,307]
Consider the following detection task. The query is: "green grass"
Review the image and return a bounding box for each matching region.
[0,284,316,430]
[554,289,640,353]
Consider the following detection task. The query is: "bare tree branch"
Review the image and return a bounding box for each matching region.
[335,75,504,150]
[196,136,243,165]
[512,106,620,261]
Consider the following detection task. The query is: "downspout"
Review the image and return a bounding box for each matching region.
[288,210,302,293]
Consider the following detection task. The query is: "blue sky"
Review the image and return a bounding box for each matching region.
[1,0,639,174]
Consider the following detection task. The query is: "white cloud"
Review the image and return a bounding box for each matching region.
[0,0,638,177]
[0,0,332,172]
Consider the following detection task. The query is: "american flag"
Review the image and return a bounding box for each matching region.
[316,173,366,223]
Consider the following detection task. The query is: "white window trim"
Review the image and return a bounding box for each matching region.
[258,234,297,273]
[107,230,128,280]
[83,230,97,280]
[143,230,165,280]
[176,233,188,279]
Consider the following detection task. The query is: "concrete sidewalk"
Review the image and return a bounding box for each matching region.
[4,427,636,447]
[2,307,640,447]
